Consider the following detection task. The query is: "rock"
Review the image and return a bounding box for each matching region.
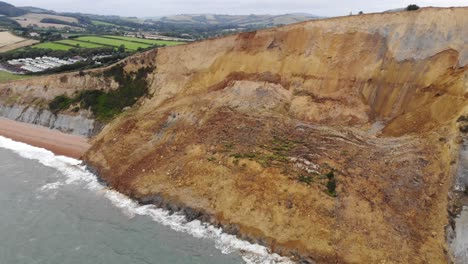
[0,104,98,137]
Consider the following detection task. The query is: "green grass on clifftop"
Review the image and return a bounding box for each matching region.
[0,71,29,83]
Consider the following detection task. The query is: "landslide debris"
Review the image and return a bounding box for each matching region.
[1,7,467,263]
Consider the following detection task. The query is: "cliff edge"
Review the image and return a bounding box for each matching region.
[2,7,468,263]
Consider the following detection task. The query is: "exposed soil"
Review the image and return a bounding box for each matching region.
[2,7,467,263]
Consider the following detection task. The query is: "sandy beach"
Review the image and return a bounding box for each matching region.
[0,117,90,158]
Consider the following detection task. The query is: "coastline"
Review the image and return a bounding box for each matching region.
[0,118,299,262]
[1,116,458,263]
[0,117,90,159]
[0,120,294,264]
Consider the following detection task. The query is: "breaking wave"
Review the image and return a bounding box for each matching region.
[0,135,293,264]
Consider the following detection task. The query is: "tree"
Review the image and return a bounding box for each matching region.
[407,4,420,11]
[118,44,125,53]
[358,11,364,15]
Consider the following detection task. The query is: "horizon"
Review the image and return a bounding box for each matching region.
[4,0,467,18]
[0,1,467,264]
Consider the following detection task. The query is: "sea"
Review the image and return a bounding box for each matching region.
[0,135,292,264]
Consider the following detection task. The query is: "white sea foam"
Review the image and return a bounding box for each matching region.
[0,135,294,264]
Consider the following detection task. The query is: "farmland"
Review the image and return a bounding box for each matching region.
[56,39,104,49]
[7,35,186,53]
[91,20,117,26]
[74,36,152,50]
[32,42,73,51]
[0,31,39,53]
[12,13,81,29]
[0,31,25,47]
[104,36,184,46]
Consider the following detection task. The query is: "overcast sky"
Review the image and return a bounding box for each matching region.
[5,0,467,17]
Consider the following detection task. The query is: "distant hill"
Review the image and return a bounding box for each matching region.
[0,1,27,17]
[0,1,323,39]
[155,13,322,26]
[18,6,56,14]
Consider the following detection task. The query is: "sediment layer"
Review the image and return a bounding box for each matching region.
[0,104,99,137]
[1,7,467,263]
[82,7,468,263]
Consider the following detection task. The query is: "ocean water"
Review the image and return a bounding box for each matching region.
[0,136,292,264]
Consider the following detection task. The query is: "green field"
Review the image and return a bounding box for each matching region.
[56,39,104,48]
[22,35,184,52]
[103,35,184,46]
[75,36,152,50]
[91,20,132,30]
[31,42,73,51]
[91,20,117,26]
[0,71,29,83]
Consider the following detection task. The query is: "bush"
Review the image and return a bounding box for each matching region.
[326,179,337,195]
[49,65,154,121]
[48,95,73,113]
[325,171,337,197]
[298,175,313,185]
[407,4,420,11]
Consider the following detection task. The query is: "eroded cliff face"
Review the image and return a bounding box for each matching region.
[84,8,467,263]
[0,56,157,136]
[0,104,98,136]
[0,70,120,136]
[3,7,467,263]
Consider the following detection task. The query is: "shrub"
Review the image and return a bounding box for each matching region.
[49,65,154,121]
[48,95,73,113]
[230,153,256,159]
[298,175,313,185]
[325,171,337,197]
[406,4,420,11]
[326,179,337,195]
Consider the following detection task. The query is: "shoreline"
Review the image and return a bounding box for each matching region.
[0,122,295,263]
[0,117,90,159]
[84,162,306,263]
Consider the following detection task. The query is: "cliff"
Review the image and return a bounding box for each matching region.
[1,7,468,263]
[0,71,119,136]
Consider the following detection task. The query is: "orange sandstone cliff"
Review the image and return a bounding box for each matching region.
[1,7,467,263]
